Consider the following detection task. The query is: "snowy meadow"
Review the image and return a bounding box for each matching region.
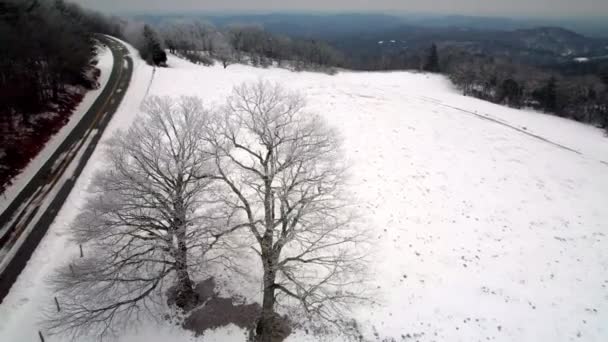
[1,42,607,342]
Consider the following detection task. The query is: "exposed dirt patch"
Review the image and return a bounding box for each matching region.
[194,277,217,301]
[183,278,292,342]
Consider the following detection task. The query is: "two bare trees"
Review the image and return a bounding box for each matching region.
[49,81,367,341]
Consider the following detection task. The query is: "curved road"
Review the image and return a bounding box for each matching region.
[0,36,133,302]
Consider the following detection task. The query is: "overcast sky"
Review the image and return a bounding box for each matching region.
[73,0,607,17]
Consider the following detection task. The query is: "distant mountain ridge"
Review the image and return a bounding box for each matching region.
[331,25,608,66]
[133,12,608,66]
[132,12,608,38]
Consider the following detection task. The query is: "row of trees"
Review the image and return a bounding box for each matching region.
[47,82,368,341]
[363,43,608,132]
[157,20,344,71]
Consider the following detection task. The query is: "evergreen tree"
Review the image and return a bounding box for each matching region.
[601,71,608,87]
[499,79,522,107]
[423,44,440,73]
[142,25,167,66]
[533,77,558,113]
[544,77,558,113]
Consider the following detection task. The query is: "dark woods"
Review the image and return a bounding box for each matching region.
[0,0,117,116]
[0,0,120,191]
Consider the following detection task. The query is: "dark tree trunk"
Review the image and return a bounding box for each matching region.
[256,253,277,342]
[172,189,198,311]
[174,230,198,310]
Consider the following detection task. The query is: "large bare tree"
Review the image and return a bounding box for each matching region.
[46,96,233,338]
[208,81,368,342]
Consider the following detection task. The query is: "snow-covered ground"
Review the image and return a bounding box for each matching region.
[0,45,113,214]
[1,51,607,342]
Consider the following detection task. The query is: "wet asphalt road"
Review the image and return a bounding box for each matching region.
[0,36,133,303]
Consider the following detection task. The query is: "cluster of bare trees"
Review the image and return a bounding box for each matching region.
[48,81,368,341]
[157,19,344,71]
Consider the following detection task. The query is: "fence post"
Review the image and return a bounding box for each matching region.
[54,296,61,312]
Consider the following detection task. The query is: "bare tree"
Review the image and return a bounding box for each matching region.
[210,32,234,69]
[207,81,369,341]
[159,19,216,54]
[46,96,235,338]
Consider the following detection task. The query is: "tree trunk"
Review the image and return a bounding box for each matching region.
[172,185,198,310]
[256,171,279,341]
[256,255,277,342]
[174,231,198,310]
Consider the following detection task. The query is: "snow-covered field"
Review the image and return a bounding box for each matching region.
[1,47,607,342]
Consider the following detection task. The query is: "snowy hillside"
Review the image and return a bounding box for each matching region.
[1,48,607,342]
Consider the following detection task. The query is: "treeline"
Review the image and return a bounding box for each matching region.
[441,47,608,130]
[156,20,344,71]
[346,44,608,133]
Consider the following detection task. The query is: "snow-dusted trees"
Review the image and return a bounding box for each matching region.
[47,97,231,337]
[211,32,235,69]
[160,19,213,53]
[208,81,368,341]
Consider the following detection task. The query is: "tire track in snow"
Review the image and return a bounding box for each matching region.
[413,95,591,157]
[143,66,156,100]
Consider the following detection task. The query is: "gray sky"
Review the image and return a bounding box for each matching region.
[73,0,608,17]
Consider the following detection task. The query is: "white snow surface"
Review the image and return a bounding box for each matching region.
[0,45,113,213]
[1,52,607,342]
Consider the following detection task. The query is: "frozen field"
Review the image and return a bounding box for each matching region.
[1,47,607,342]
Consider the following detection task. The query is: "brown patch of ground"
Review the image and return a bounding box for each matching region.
[183,278,292,342]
